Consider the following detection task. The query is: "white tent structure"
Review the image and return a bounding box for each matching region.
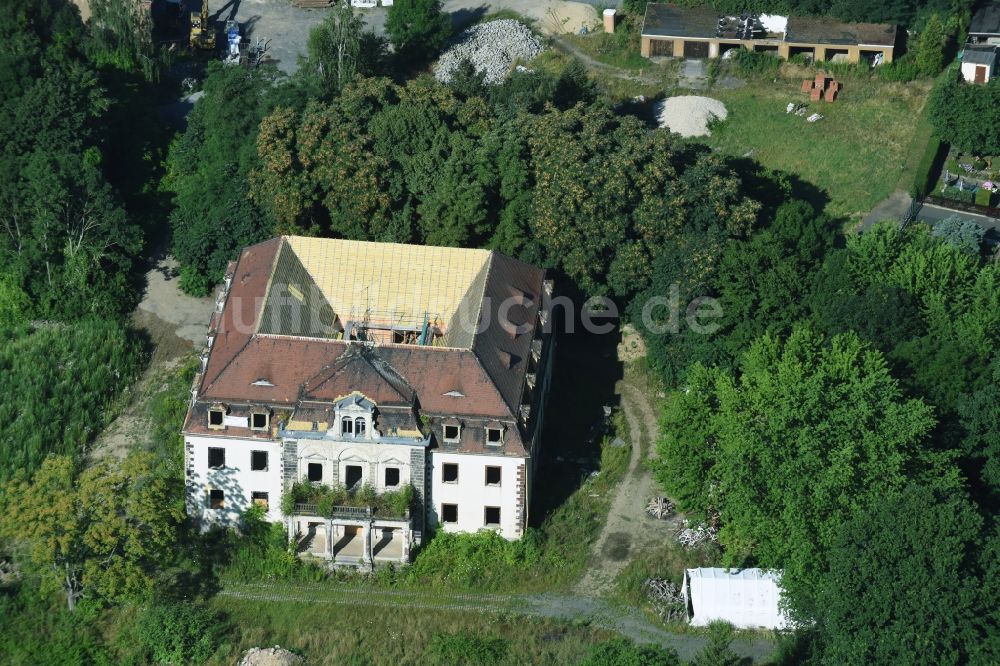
[683,568,790,630]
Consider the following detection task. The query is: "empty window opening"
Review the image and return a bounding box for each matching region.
[485,466,501,486]
[341,417,353,436]
[486,427,503,445]
[355,417,367,437]
[251,412,269,430]
[208,409,224,427]
[308,463,323,483]
[208,448,225,469]
[384,467,400,487]
[442,504,458,523]
[443,463,458,483]
[252,491,269,508]
[209,489,224,509]
[345,465,363,489]
[484,506,501,526]
[443,424,460,442]
[251,451,268,471]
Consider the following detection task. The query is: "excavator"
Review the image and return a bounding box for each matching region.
[190,0,216,51]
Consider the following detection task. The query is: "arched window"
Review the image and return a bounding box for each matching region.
[341,417,353,436]
[355,417,367,437]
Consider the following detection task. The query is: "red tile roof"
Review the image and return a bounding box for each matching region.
[191,237,547,429]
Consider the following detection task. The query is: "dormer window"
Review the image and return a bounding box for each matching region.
[443,424,461,443]
[250,411,270,431]
[486,426,504,446]
[334,392,375,439]
[208,405,226,430]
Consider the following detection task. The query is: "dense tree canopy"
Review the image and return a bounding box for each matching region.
[251,76,758,299]
[810,484,995,665]
[167,63,282,294]
[929,75,1000,155]
[655,327,958,608]
[0,0,143,319]
[385,0,452,64]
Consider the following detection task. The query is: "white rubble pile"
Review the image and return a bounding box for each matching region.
[675,519,718,548]
[238,646,304,666]
[435,20,544,85]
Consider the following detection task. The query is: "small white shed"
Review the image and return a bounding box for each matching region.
[683,567,790,630]
[962,47,998,84]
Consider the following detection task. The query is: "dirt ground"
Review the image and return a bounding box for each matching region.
[90,256,213,460]
[574,348,680,597]
[211,0,599,74]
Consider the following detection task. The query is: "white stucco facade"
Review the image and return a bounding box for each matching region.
[429,451,527,539]
[185,434,284,526]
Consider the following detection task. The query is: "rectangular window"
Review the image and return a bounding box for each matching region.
[486,427,503,445]
[442,463,458,483]
[307,462,323,483]
[251,412,269,431]
[251,451,268,471]
[345,465,363,489]
[251,491,269,508]
[485,466,501,486]
[341,418,353,436]
[208,447,225,469]
[443,424,460,442]
[442,503,458,523]
[209,489,224,509]
[484,506,501,527]
[384,467,400,487]
[208,409,224,428]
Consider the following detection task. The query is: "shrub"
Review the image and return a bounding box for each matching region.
[579,638,680,666]
[976,188,994,207]
[423,632,510,665]
[876,55,921,82]
[730,49,781,77]
[406,530,543,590]
[932,215,985,254]
[941,185,975,203]
[125,602,229,665]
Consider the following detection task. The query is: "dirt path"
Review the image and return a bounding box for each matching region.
[574,379,679,597]
[220,583,775,663]
[549,35,667,85]
[89,256,214,461]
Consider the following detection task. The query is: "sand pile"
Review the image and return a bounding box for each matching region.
[655,96,728,137]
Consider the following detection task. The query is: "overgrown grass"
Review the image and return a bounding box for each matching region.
[562,15,650,71]
[207,596,614,665]
[613,540,721,623]
[703,64,932,218]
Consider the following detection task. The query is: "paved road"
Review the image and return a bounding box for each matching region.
[220,582,777,662]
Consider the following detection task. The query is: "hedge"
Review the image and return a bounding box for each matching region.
[912,135,947,199]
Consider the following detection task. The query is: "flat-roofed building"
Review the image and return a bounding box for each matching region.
[640,3,896,65]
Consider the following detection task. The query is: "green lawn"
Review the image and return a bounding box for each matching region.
[704,71,932,219]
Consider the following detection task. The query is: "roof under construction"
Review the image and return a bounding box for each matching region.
[192,237,548,427]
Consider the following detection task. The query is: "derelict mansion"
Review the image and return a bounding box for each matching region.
[182,236,554,566]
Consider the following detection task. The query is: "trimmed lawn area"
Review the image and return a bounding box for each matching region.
[704,70,932,219]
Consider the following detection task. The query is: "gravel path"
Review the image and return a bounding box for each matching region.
[655,95,728,137]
